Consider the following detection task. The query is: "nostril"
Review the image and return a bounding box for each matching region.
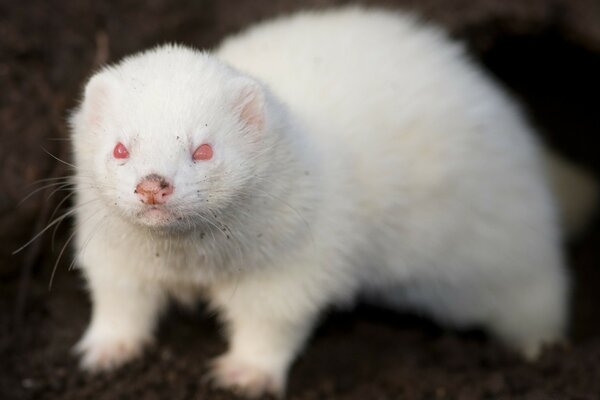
[159,185,173,197]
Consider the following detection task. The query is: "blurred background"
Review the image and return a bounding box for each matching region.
[1,0,599,399]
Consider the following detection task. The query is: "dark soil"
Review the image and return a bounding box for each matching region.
[1,1,599,399]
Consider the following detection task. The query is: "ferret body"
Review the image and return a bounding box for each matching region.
[70,7,596,397]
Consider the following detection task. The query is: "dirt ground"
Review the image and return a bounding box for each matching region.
[1,0,600,399]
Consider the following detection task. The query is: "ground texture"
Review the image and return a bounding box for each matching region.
[1,0,600,399]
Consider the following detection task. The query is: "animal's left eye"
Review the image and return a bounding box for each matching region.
[193,143,213,161]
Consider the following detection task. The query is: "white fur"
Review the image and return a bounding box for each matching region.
[70,7,595,397]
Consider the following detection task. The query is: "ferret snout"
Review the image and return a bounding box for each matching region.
[134,174,173,205]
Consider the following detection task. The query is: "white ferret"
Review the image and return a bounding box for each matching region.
[70,7,597,397]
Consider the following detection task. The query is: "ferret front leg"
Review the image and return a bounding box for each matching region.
[207,273,320,398]
[76,269,167,371]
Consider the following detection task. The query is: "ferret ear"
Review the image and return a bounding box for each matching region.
[228,77,265,134]
[81,73,117,127]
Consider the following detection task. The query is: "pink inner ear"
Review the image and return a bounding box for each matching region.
[84,75,113,127]
[240,96,264,130]
[193,143,213,161]
[234,81,265,132]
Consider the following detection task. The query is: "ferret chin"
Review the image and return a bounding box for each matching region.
[69,6,597,398]
[135,207,174,225]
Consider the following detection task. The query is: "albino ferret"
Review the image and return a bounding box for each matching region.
[69,7,597,397]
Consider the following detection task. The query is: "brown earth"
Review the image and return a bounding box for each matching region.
[1,0,599,399]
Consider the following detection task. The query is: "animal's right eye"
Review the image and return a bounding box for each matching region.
[113,142,129,159]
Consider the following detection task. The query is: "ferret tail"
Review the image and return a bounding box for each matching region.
[543,150,598,238]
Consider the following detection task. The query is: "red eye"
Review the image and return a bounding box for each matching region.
[193,143,213,161]
[113,142,129,159]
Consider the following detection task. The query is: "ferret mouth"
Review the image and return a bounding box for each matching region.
[136,206,175,225]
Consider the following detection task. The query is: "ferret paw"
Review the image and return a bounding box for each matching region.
[516,336,568,362]
[74,332,151,372]
[207,353,285,398]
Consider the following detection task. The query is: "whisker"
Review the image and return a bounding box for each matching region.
[49,209,106,290]
[68,213,108,272]
[50,191,76,251]
[13,211,76,255]
[49,191,76,224]
[12,198,101,255]
[46,184,74,201]
[27,176,73,185]
[249,184,314,240]
[40,145,76,169]
[49,229,77,290]
[18,182,75,206]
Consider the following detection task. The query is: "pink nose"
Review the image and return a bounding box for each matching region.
[135,174,173,205]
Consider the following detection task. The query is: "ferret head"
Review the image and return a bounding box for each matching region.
[71,45,278,230]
